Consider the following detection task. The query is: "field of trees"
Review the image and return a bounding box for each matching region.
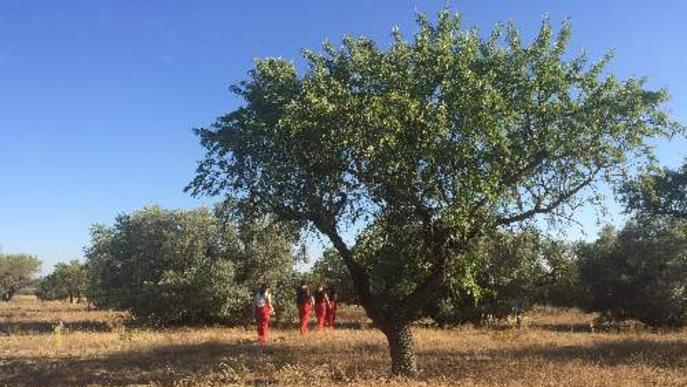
[2,9,687,386]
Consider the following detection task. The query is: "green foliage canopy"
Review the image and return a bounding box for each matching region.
[430,229,572,326]
[37,260,88,303]
[577,218,687,327]
[85,206,298,325]
[0,254,41,301]
[621,161,687,219]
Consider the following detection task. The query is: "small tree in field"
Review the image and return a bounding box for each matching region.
[188,11,678,375]
[0,254,41,301]
[36,260,87,303]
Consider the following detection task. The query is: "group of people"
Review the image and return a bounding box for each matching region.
[252,281,339,344]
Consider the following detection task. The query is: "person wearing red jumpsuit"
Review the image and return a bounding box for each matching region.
[253,284,273,345]
[314,285,329,331]
[325,288,338,329]
[296,281,312,335]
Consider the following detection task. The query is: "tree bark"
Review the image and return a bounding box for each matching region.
[383,324,418,377]
[2,284,18,302]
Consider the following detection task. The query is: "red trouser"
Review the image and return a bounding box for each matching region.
[315,302,327,331]
[255,306,270,344]
[325,301,337,329]
[298,302,311,334]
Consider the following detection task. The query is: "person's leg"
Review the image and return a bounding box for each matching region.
[255,308,265,343]
[325,306,333,329]
[299,303,309,334]
[262,307,270,344]
[316,303,326,331]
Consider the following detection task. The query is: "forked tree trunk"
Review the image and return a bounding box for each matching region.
[383,324,418,377]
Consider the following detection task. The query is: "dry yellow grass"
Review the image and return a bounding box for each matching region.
[2,296,687,386]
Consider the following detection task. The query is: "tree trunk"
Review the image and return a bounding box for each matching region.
[383,324,418,377]
[3,284,18,302]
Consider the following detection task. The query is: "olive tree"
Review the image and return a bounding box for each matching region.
[621,161,687,219]
[0,254,41,301]
[578,218,687,327]
[429,230,570,326]
[85,206,298,324]
[188,11,677,375]
[37,260,87,303]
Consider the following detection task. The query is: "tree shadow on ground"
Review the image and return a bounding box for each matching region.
[270,320,370,330]
[524,322,594,333]
[0,320,111,335]
[421,338,687,373]
[1,341,284,386]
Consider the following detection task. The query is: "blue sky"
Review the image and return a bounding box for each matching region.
[1,1,685,273]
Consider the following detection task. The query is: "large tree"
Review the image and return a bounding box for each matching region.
[188,11,678,375]
[0,254,41,301]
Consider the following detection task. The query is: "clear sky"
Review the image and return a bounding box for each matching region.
[1,1,685,273]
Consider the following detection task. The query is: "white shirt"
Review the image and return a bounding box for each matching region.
[253,291,272,308]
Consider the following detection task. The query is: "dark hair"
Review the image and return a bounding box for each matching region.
[300,280,307,286]
[259,284,268,296]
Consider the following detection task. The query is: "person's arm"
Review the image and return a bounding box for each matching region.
[267,292,275,314]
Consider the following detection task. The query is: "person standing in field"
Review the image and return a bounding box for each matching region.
[296,280,312,335]
[325,288,338,330]
[314,284,329,331]
[253,284,273,345]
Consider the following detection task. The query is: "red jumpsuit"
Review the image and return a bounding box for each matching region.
[315,301,327,331]
[255,305,271,344]
[298,300,311,335]
[325,300,338,329]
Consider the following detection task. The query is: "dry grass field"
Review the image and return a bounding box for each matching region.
[2,296,687,386]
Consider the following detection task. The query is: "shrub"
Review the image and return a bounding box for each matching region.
[36,260,87,302]
[429,230,570,326]
[85,206,297,325]
[578,218,687,327]
[0,254,41,301]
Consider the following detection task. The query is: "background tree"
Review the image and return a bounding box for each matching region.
[188,11,677,375]
[85,206,298,324]
[621,161,687,219]
[429,230,570,327]
[577,218,687,327]
[0,254,41,301]
[311,248,356,303]
[36,260,87,303]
